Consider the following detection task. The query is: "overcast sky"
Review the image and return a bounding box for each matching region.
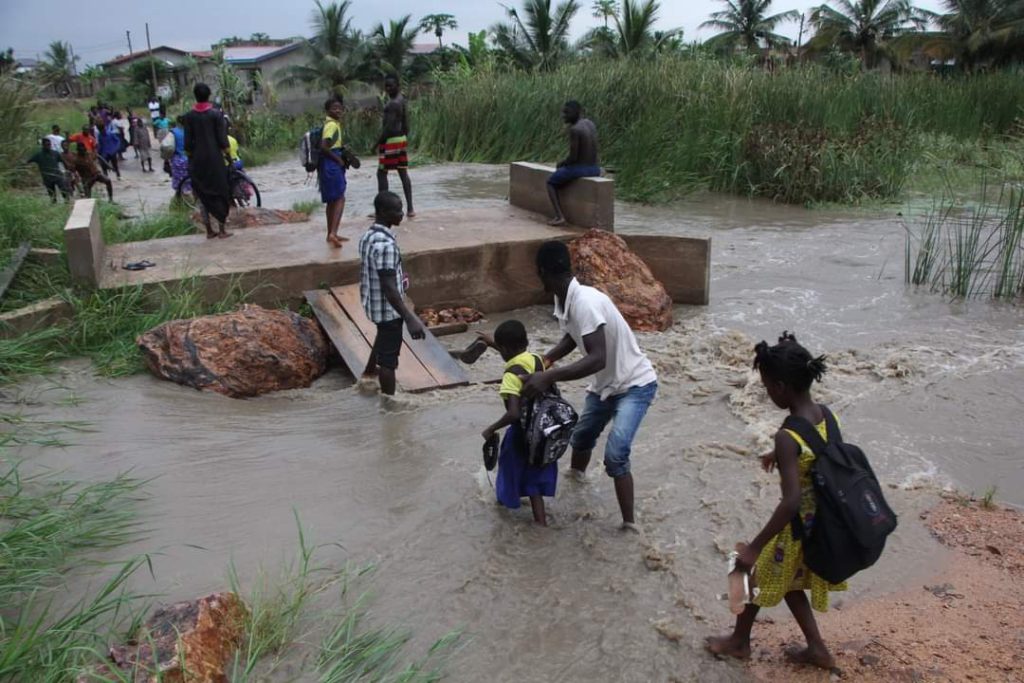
[1,0,947,66]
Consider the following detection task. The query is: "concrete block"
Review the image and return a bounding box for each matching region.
[509,162,614,231]
[29,247,63,267]
[0,296,74,339]
[622,234,711,306]
[64,199,104,288]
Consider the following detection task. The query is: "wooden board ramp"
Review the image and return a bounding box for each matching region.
[305,285,470,393]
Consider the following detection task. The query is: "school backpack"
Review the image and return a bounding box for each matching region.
[506,355,579,467]
[159,133,176,160]
[784,405,898,584]
[300,126,322,173]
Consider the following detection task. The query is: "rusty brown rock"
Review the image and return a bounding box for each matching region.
[569,229,673,332]
[80,592,248,683]
[137,304,329,398]
[419,306,485,328]
[190,207,309,231]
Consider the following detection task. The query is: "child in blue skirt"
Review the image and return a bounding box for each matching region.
[480,320,558,526]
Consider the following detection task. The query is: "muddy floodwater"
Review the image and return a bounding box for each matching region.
[7,160,1024,681]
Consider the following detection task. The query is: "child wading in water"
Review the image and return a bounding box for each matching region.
[480,320,558,526]
[707,332,846,670]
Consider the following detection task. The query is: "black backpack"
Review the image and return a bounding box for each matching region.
[783,405,897,584]
[506,355,579,467]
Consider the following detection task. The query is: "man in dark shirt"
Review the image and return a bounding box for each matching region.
[547,100,601,226]
[376,75,415,217]
[183,82,233,239]
[27,138,70,203]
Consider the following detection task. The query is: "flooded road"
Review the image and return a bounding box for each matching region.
[6,160,1023,681]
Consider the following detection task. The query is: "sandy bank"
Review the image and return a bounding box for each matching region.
[748,496,1024,682]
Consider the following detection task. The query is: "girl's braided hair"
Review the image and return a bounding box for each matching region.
[753,331,827,392]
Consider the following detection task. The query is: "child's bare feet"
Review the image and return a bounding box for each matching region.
[327,235,345,248]
[784,644,835,670]
[705,635,751,661]
[548,216,567,226]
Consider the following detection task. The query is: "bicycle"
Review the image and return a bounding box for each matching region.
[173,164,261,211]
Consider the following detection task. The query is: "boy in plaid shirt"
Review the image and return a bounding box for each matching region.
[358,191,425,395]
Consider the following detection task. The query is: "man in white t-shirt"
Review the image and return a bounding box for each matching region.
[523,240,658,531]
[147,97,161,123]
[45,125,65,154]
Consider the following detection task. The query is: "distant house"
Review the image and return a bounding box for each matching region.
[410,43,439,56]
[102,46,192,71]
[13,57,40,75]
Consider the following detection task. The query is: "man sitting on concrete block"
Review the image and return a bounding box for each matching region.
[548,100,601,227]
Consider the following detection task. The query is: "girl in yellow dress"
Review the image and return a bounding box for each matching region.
[706,332,845,671]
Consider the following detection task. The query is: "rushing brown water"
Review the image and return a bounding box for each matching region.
[6,160,1023,681]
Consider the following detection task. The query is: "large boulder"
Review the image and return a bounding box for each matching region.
[137,304,329,398]
[81,592,248,683]
[569,229,673,332]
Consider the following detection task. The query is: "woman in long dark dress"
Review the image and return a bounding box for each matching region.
[182,83,232,239]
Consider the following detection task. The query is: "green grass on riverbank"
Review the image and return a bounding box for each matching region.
[0,191,196,314]
[413,60,1024,205]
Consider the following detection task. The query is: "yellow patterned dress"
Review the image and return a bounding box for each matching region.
[752,419,848,613]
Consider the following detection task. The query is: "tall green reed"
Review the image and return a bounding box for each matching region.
[905,181,1024,299]
[413,59,1024,203]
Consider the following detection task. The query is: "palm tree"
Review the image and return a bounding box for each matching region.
[38,41,78,96]
[592,0,620,28]
[700,0,801,52]
[420,13,459,49]
[373,15,420,77]
[939,0,1024,68]
[492,0,582,70]
[249,32,271,43]
[585,0,681,56]
[810,0,932,67]
[277,0,371,96]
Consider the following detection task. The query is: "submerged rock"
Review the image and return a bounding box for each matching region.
[137,304,329,398]
[569,229,673,332]
[81,592,248,683]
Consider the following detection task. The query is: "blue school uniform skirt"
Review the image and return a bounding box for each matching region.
[319,155,347,203]
[496,423,557,508]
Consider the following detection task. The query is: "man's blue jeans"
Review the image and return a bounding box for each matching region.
[569,382,658,478]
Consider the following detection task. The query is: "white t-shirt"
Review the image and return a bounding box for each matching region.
[148,100,161,120]
[554,278,657,399]
[45,134,64,151]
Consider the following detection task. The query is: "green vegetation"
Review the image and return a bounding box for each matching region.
[414,59,1024,203]
[981,485,998,509]
[228,515,460,680]
[0,460,151,682]
[292,199,321,215]
[905,181,1024,298]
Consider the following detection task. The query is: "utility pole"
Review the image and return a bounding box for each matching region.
[796,13,805,57]
[145,22,157,97]
[127,30,133,55]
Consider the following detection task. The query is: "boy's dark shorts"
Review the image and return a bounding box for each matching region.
[373,318,404,370]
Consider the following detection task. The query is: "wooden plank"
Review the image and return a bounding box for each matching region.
[330,285,439,393]
[401,324,470,390]
[304,290,371,379]
[427,322,468,337]
[0,243,31,302]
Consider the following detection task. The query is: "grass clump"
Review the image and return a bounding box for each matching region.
[228,513,461,682]
[291,199,320,216]
[0,461,151,682]
[905,181,1024,299]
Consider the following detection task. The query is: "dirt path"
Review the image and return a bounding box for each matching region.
[747,498,1024,683]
